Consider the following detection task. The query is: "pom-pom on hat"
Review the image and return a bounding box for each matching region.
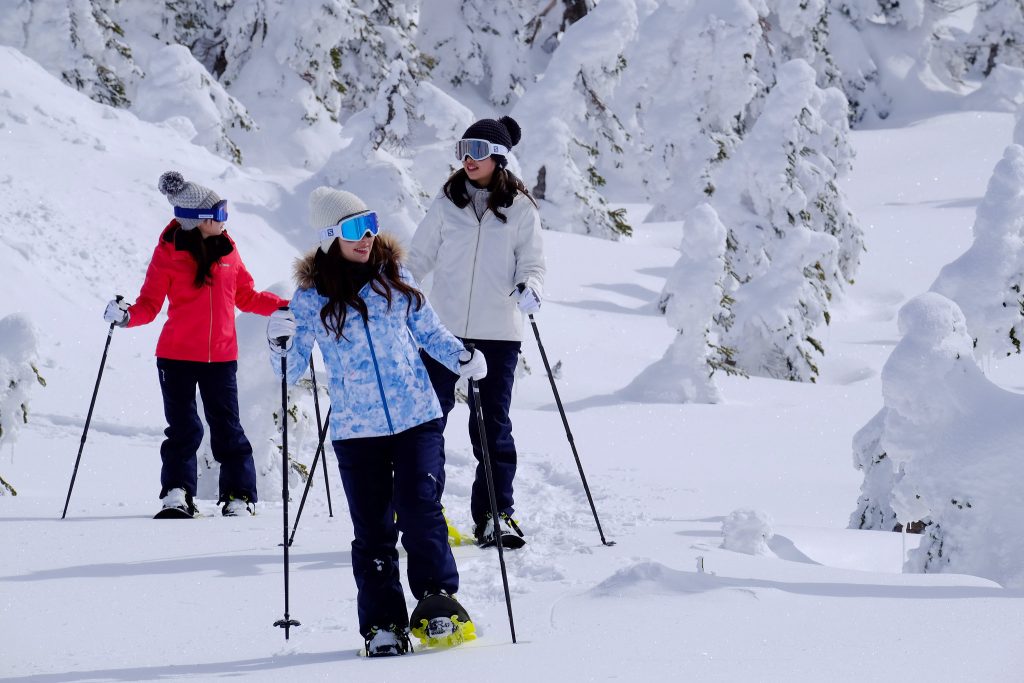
[461,115,522,168]
[309,186,370,253]
[158,171,222,231]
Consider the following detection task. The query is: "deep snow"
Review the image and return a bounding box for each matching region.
[1,47,1023,682]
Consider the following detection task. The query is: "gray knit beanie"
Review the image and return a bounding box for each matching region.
[158,171,222,231]
[309,187,369,252]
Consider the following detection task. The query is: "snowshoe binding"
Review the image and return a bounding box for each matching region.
[475,512,526,549]
[221,495,255,517]
[154,488,198,519]
[363,624,412,657]
[410,590,476,649]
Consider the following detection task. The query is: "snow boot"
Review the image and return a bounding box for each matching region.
[221,495,255,517]
[410,590,476,648]
[363,624,411,657]
[475,512,526,549]
[155,488,197,519]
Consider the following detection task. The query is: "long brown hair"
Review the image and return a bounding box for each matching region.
[313,238,425,341]
[166,223,233,287]
[443,167,537,223]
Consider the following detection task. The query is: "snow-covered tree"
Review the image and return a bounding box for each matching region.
[317,62,475,241]
[848,410,899,531]
[1016,105,1024,144]
[931,144,1024,359]
[826,0,954,124]
[712,59,857,382]
[609,0,769,221]
[763,0,841,94]
[622,204,730,404]
[0,315,45,497]
[0,0,142,109]
[132,45,255,164]
[511,0,637,239]
[850,292,1024,588]
[524,0,596,54]
[961,0,1024,78]
[417,0,533,107]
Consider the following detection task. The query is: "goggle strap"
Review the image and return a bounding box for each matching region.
[174,200,227,221]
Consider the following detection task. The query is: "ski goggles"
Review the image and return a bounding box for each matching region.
[455,138,509,162]
[174,199,229,223]
[319,211,380,244]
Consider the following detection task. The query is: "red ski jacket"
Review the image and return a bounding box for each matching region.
[127,222,287,362]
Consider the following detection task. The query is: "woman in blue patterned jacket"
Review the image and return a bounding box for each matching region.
[266,187,487,657]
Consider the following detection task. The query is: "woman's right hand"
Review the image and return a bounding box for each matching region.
[267,308,296,352]
[103,298,130,327]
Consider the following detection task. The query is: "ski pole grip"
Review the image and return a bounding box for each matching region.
[516,283,526,294]
[275,306,291,349]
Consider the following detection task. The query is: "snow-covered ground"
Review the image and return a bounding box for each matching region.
[2,51,1024,682]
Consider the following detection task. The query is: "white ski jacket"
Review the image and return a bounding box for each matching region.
[408,190,546,342]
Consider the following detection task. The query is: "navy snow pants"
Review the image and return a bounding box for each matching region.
[422,339,521,526]
[156,358,258,503]
[333,419,459,636]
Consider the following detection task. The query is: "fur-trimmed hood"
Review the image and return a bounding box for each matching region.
[293,232,405,289]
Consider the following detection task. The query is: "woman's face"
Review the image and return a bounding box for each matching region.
[197,218,225,238]
[339,234,374,263]
[463,154,496,186]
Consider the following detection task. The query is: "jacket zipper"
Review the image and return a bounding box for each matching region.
[363,318,394,433]
[207,284,213,363]
[464,208,484,337]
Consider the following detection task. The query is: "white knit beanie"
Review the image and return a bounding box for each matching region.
[309,186,369,252]
[158,171,222,231]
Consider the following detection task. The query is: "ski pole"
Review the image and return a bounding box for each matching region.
[466,343,517,644]
[272,307,300,639]
[519,285,614,546]
[62,295,123,519]
[309,360,333,517]
[288,403,332,546]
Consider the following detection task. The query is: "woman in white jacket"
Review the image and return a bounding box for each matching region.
[408,115,546,549]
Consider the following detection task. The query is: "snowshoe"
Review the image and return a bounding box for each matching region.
[444,508,472,546]
[155,488,197,519]
[475,512,526,549]
[221,495,255,517]
[363,624,411,657]
[410,590,476,648]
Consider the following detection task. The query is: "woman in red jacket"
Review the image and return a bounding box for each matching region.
[103,171,287,518]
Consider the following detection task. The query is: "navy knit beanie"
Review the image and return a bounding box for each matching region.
[461,116,522,167]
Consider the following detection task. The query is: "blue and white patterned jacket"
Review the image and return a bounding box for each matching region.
[272,235,464,441]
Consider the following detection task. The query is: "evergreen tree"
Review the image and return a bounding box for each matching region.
[417,0,533,107]
[511,0,636,239]
[609,0,770,222]
[0,0,141,109]
[0,315,44,497]
[962,0,1024,77]
[930,144,1024,359]
[712,59,856,382]
[623,204,732,404]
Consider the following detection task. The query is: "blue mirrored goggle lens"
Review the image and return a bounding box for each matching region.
[318,211,378,243]
[455,139,493,161]
[318,212,380,247]
[174,199,228,223]
[340,212,379,241]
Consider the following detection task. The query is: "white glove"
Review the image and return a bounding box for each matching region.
[458,348,487,381]
[267,308,296,352]
[515,283,541,314]
[103,299,130,327]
